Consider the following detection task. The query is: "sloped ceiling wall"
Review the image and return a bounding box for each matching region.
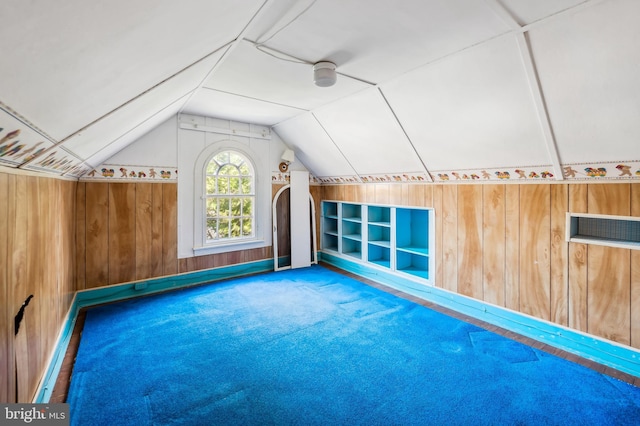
[0,0,638,182]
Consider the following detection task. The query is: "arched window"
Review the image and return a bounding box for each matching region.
[205,150,255,242]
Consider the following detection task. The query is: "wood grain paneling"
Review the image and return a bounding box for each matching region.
[85,183,109,288]
[550,185,568,325]
[587,184,631,345]
[483,185,505,307]
[162,183,178,275]
[505,185,520,311]
[109,184,136,284]
[458,185,483,299]
[135,183,153,280]
[0,173,9,403]
[1,172,75,402]
[568,184,588,332]
[519,184,551,321]
[151,184,164,278]
[632,185,640,347]
[433,185,443,288]
[442,185,458,293]
[75,183,86,290]
[375,184,390,204]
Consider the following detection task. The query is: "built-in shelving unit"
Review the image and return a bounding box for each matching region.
[321,201,434,284]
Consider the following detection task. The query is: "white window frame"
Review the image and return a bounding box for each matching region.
[204,150,256,243]
[192,141,268,256]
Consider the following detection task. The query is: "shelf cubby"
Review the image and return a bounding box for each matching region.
[342,203,362,222]
[342,237,362,259]
[396,251,429,279]
[368,205,391,226]
[368,243,391,268]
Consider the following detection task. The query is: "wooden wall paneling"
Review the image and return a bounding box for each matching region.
[135,183,153,280]
[587,245,631,345]
[61,180,77,308]
[151,184,164,277]
[457,185,483,299]
[568,184,588,332]
[389,184,402,205]
[482,184,506,307]
[407,184,425,207]
[587,183,630,216]
[364,184,375,203]
[0,173,10,402]
[343,185,356,202]
[505,185,520,311]
[162,183,178,275]
[433,185,443,288]
[632,184,640,348]
[550,184,569,326]
[441,185,458,293]
[75,183,86,290]
[108,184,136,284]
[85,183,109,288]
[400,183,409,206]
[587,183,631,345]
[375,184,390,205]
[518,184,551,321]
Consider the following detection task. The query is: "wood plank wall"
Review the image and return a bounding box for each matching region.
[76,182,178,289]
[78,182,323,283]
[0,172,76,403]
[322,182,640,350]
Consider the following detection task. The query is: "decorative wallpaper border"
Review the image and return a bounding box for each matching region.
[315,161,640,184]
[81,164,178,181]
[271,171,321,185]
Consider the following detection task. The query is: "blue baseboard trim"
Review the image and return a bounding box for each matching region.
[35,258,273,402]
[321,252,640,379]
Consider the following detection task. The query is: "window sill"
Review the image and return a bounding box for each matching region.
[193,239,267,257]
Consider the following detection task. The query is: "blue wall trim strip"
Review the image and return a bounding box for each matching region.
[36,259,274,402]
[321,252,640,379]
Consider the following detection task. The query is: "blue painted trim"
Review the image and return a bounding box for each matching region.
[321,252,640,379]
[35,259,273,402]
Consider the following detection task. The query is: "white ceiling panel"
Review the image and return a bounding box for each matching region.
[381,34,549,171]
[528,0,640,164]
[313,88,426,175]
[61,48,223,158]
[497,0,590,26]
[0,0,263,140]
[246,0,509,84]
[274,113,356,178]
[83,96,186,170]
[183,89,306,126]
[201,40,372,113]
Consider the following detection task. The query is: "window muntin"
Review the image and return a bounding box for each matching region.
[205,151,255,242]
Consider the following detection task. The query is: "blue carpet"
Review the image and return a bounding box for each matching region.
[67,265,640,425]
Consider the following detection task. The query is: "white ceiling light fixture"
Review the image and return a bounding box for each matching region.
[313,61,337,87]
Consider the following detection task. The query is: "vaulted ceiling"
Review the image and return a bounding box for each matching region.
[1,0,639,181]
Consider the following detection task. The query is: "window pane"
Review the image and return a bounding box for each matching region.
[219,164,238,176]
[231,198,241,216]
[241,177,252,194]
[206,219,217,240]
[229,177,240,194]
[206,198,217,217]
[239,163,251,175]
[219,198,230,216]
[217,177,229,194]
[206,177,216,194]
[219,219,230,238]
[206,162,218,175]
[242,219,252,236]
[242,198,252,216]
[230,152,243,165]
[231,218,241,237]
[214,152,229,164]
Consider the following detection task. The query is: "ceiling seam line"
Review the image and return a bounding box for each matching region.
[179,0,276,112]
[311,113,361,182]
[377,87,434,182]
[515,32,564,180]
[200,87,309,112]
